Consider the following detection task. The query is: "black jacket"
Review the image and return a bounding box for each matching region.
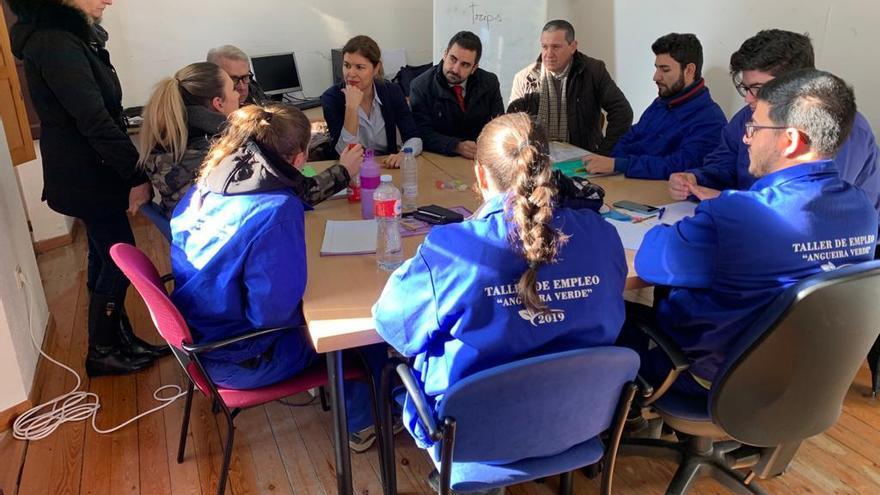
[507,52,633,155]
[409,64,504,156]
[320,79,419,159]
[9,2,146,218]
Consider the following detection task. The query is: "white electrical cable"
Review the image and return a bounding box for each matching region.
[12,270,186,441]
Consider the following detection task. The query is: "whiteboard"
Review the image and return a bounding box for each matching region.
[433,0,548,107]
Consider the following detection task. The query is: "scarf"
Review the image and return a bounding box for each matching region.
[537,62,570,142]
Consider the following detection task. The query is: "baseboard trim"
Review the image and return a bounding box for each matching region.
[27,314,54,408]
[0,400,31,434]
[32,220,78,254]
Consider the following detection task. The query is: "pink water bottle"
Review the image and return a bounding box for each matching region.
[360,149,380,219]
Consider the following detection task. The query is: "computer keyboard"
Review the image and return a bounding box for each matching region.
[292,98,322,110]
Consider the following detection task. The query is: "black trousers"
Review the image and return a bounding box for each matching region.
[617,294,709,399]
[82,210,136,300]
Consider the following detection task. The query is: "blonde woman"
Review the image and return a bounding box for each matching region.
[374,114,627,470]
[139,62,239,218]
[9,0,160,375]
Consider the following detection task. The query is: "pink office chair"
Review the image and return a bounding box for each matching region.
[109,243,383,495]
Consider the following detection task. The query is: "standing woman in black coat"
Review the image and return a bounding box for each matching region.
[8,0,168,376]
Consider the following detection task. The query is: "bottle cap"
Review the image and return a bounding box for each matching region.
[380,174,393,182]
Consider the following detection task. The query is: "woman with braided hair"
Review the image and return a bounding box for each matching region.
[373,113,627,460]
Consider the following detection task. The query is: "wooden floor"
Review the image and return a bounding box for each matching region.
[2,215,880,495]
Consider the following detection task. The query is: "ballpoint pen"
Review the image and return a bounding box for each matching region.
[657,207,666,221]
[631,214,657,223]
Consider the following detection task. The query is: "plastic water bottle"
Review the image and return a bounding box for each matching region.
[374,175,404,271]
[400,147,418,214]
[360,149,380,219]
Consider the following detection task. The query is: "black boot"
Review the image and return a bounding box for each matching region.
[86,295,154,377]
[869,335,880,398]
[119,307,172,359]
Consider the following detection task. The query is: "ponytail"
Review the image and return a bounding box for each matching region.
[198,103,310,182]
[138,77,187,165]
[475,113,568,315]
[138,62,229,166]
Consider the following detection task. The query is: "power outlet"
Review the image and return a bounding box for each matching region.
[14,265,26,289]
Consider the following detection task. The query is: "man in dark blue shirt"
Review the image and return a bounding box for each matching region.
[630,69,878,397]
[585,33,726,179]
[668,30,880,222]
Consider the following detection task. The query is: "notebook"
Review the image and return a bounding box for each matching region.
[320,219,377,256]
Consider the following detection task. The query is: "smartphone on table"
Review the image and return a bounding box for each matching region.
[612,200,659,214]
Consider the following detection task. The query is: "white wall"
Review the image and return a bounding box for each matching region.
[0,121,50,412]
[15,145,76,243]
[578,0,880,135]
[100,0,434,108]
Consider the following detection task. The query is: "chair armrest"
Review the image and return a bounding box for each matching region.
[632,322,690,406]
[635,374,654,398]
[182,325,301,354]
[395,362,442,442]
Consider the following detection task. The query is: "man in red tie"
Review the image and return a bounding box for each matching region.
[410,31,504,159]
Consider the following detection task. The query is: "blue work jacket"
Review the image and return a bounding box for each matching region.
[170,142,322,389]
[612,79,726,180]
[373,193,628,447]
[690,106,880,223]
[636,160,878,383]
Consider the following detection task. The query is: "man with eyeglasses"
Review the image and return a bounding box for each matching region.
[668,30,879,217]
[207,45,268,106]
[625,69,877,399]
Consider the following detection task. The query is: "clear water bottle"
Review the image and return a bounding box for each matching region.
[360,149,380,219]
[400,147,418,214]
[374,175,404,271]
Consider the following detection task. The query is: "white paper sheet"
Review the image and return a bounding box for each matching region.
[606,218,656,250]
[320,219,377,256]
[658,200,698,225]
[605,201,699,250]
[549,141,591,163]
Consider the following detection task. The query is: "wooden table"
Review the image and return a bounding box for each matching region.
[301,152,671,495]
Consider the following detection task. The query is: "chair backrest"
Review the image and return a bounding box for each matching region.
[711,260,880,446]
[110,243,217,396]
[109,243,192,349]
[437,346,639,463]
[392,63,432,98]
[139,202,172,242]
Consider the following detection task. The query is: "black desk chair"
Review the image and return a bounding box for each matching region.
[623,260,880,494]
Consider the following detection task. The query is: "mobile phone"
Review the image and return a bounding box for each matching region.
[613,200,659,214]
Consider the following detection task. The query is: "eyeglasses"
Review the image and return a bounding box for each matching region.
[734,82,764,98]
[732,74,764,98]
[744,122,789,139]
[230,72,253,86]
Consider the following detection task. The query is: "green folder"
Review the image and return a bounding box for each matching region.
[553,159,587,177]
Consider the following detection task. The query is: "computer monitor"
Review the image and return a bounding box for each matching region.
[250,52,303,95]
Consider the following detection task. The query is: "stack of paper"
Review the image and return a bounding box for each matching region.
[549,141,590,163]
[320,219,377,256]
